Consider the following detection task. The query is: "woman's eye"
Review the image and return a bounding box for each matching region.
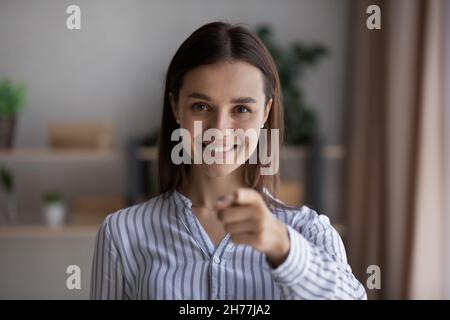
[235,105,250,114]
[192,103,209,112]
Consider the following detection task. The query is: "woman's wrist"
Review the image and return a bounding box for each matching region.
[265,221,291,268]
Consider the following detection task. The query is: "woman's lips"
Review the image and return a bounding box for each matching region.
[199,141,245,161]
[193,136,247,160]
[202,142,236,153]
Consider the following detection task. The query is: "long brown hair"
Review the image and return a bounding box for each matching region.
[157,21,284,203]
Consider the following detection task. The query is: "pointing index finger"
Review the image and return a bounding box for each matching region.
[233,188,261,205]
[214,194,235,211]
[214,188,260,211]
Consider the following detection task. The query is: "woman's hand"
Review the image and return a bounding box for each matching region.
[214,188,290,268]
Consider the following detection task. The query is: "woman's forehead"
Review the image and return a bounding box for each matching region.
[180,61,265,102]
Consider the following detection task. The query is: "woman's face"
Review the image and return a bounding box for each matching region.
[171,60,272,178]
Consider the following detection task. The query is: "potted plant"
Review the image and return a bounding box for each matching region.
[0,79,27,149]
[43,191,67,227]
[255,25,328,145]
[0,166,17,224]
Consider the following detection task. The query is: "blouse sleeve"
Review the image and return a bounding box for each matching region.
[268,207,367,300]
[90,215,126,300]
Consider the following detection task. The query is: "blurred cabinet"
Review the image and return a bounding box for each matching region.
[0,148,125,225]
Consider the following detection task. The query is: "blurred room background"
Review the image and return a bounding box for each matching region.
[0,0,449,299]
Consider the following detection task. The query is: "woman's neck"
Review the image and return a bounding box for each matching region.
[178,166,246,210]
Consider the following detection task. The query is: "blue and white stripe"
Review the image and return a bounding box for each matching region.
[90,190,367,300]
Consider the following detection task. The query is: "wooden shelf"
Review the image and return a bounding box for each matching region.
[0,224,99,238]
[136,145,345,161]
[0,148,121,162]
[321,145,346,159]
[280,146,310,160]
[136,147,158,161]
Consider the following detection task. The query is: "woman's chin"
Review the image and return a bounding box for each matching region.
[202,163,242,178]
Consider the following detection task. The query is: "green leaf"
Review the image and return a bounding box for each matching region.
[254,24,328,145]
[0,79,27,116]
[0,166,13,192]
[44,192,62,203]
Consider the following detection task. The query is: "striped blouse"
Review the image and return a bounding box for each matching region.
[90,190,367,300]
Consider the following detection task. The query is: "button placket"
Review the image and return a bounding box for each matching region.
[210,255,220,299]
[210,237,236,300]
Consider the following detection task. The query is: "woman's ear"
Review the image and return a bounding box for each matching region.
[169,92,179,123]
[263,98,273,124]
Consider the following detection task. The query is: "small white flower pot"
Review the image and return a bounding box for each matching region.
[43,202,67,227]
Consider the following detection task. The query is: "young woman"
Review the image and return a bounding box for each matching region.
[90,22,367,300]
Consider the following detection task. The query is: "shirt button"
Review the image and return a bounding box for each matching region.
[213,256,220,264]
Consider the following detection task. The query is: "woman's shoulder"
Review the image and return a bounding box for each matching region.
[101,192,171,228]
[267,196,333,233]
[94,193,177,248]
[270,201,318,222]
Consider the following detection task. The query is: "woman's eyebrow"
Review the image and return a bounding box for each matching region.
[187,92,257,104]
[187,92,212,101]
[230,97,257,104]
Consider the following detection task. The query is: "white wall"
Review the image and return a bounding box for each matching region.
[0,230,96,299]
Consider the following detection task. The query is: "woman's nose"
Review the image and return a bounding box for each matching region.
[210,111,232,132]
